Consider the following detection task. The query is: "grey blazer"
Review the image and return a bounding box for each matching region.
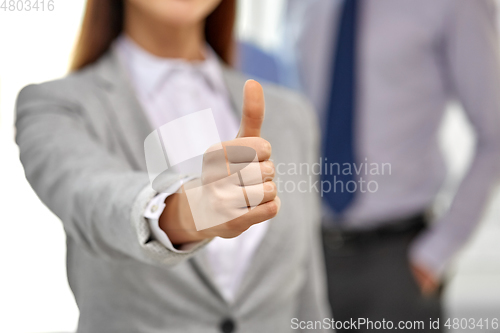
[15,47,331,333]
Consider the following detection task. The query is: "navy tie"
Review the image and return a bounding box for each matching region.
[322,0,358,214]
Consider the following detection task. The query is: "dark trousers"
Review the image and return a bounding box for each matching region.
[322,216,442,332]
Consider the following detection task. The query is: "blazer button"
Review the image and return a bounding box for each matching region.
[219,318,236,333]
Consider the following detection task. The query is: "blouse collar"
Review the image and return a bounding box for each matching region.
[114,34,227,98]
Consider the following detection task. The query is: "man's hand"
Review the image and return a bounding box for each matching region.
[411,263,440,296]
[160,80,280,245]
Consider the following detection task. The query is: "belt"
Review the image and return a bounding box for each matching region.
[322,213,427,246]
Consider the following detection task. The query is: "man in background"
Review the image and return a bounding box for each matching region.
[275,0,500,331]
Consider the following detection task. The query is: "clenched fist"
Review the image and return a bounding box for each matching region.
[160,80,280,244]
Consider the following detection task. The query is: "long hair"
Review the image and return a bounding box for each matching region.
[70,0,236,71]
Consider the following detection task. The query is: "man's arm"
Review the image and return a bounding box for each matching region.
[409,0,500,288]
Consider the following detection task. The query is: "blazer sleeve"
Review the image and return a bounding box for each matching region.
[15,83,210,266]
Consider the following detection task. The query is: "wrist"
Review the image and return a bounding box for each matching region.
[160,190,206,245]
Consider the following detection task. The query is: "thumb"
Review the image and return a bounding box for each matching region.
[237,80,265,138]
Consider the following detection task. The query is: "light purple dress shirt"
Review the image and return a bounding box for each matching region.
[279,0,500,278]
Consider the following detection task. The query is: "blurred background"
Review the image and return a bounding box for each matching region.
[0,1,499,332]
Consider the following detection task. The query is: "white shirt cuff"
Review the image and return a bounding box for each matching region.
[144,176,203,253]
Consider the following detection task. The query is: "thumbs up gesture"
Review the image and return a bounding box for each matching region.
[160,80,280,244]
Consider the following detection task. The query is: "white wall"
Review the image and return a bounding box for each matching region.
[0,3,85,332]
[237,0,285,51]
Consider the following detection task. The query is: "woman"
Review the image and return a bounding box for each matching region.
[16,0,330,331]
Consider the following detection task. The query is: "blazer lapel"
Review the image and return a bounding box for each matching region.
[93,49,153,171]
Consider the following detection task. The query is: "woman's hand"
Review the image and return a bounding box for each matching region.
[159,80,280,245]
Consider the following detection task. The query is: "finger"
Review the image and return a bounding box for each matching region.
[202,160,274,187]
[228,160,274,185]
[242,181,277,207]
[223,137,271,162]
[260,160,275,182]
[238,80,265,138]
[226,196,281,232]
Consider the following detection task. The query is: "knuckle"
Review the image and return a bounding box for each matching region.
[211,186,224,201]
[209,188,227,212]
[207,142,223,153]
[271,182,278,196]
[266,181,277,195]
[261,139,272,157]
[269,161,276,176]
[262,161,275,180]
[266,200,279,217]
[253,137,271,157]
